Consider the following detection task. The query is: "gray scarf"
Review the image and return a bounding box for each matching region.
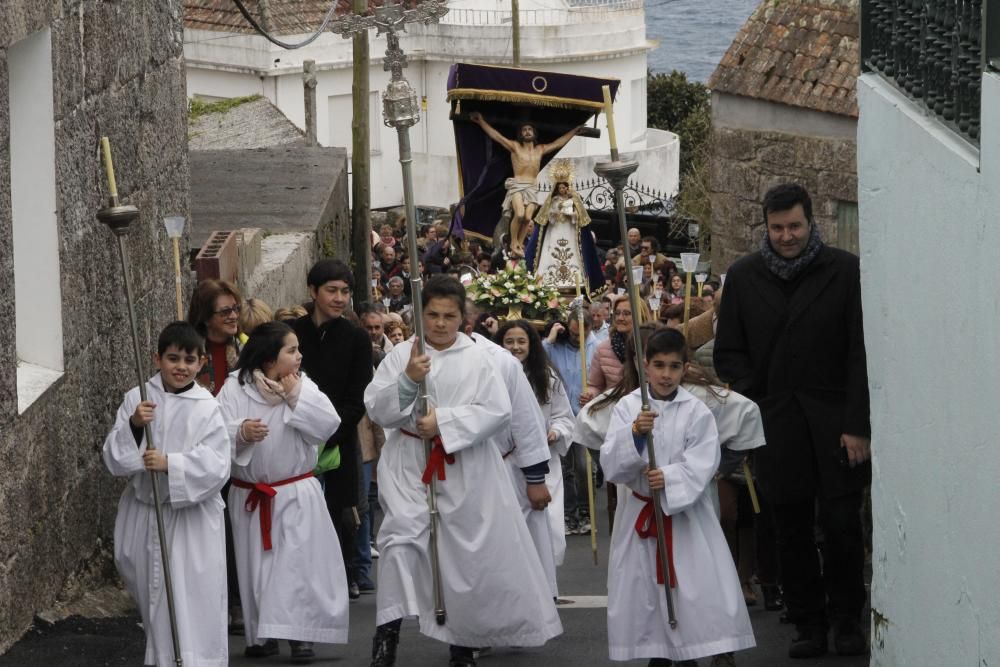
[759,223,824,281]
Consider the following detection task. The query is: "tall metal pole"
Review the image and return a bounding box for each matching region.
[595,91,678,628]
[383,27,448,626]
[574,273,598,565]
[97,139,185,664]
[512,0,521,67]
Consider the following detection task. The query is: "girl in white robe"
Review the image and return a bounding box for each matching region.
[495,320,575,570]
[103,323,231,667]
[471,331,559,597]
[216,321,348,655]
[366,333,563,650]
[601,328,755,663]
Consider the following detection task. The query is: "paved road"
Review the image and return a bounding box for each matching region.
[224,492,870,667]
[1,492,870,666]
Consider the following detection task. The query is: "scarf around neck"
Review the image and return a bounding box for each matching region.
[759,223,824,281]
[610,329,627,364]
[252,369,301,408]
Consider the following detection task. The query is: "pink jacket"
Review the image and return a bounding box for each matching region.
[588,339,624,393]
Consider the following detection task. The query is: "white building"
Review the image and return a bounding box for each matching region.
[183,0,679,210]
[857,4,1000,664]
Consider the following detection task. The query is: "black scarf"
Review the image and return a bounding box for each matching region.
[759,223,824,281]
[610,329,627,363]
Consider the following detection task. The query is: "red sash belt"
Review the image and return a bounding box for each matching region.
[231,472,314,551]
[400,429,455,484]
[632,491,677,588]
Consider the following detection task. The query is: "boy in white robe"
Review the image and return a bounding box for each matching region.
[601,328,755,665]
[103,322,231,667]
[217,321,348,661]
[366,276,562,667]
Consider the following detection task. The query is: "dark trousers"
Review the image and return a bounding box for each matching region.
[222,481,241,607]
[772,491,866,630]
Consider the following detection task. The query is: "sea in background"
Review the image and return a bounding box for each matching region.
[645,0,759,82]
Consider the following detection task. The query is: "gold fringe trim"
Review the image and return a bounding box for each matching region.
[447,88,606,112]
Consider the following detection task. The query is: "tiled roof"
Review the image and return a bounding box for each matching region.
[707,0,859,118]
[184,0,415,35]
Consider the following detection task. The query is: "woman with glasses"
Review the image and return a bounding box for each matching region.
[188,279,245,396]
[187,278,249,636]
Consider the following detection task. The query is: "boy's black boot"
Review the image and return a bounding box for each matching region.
[371,620,401,667]
[788,626,828,659]
[449,645,477,666]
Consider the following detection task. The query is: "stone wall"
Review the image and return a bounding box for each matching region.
[709,125,858,271]
[0,1,189,651]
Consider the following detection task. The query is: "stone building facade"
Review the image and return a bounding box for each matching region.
[706,0,859,271]
[0,2,190,650]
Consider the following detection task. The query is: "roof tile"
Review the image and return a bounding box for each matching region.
[707,0,859,117]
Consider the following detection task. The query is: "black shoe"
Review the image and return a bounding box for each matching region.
[371,622,400,667]
[449,645,477,666]
[245,639,279,658]
[761,584,784,611]
[349,581,361,600]
[789,627,827,659]
[832,618,867,656]
[289,640,315,663]
[647,660,672,667]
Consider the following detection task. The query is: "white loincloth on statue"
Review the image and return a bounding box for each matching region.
[502,178,540,215]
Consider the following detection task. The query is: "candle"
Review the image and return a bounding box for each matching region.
[100,136,118,199]
[601,85,618,157]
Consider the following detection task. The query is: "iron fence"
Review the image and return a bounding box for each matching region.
[861,0,995,145]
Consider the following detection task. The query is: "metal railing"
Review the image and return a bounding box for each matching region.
[439,0,643,26]
[861,0,996,145]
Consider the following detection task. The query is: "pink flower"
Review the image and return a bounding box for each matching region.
[547,298,560,309]
[520,294,533,304]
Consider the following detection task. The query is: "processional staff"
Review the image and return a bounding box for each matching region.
[329,0,450,625]
[595,87,678,628]
[96,138,185,665]
[574,271,599,566]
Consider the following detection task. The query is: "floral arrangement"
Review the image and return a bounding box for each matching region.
[468,261,564,320]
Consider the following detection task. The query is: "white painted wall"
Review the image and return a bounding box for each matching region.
[8,28,63,413]
[857,71,1000,666]
[183,6,672,210]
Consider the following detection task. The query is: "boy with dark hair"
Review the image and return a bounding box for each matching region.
[365,276,561,667]
[103,321,231,667]
[293,260,374,599]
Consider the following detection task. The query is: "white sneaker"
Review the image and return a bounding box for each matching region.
[370,547,380,559]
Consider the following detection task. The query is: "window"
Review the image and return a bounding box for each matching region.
[9,28,63,414]
[327,90,380,154]
[835,201,860,256]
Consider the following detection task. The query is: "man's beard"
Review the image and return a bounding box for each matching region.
[517,136,535,146]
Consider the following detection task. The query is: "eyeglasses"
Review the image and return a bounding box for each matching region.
[214,305,241,318]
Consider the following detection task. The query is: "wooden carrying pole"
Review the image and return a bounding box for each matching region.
[575,272,598,565]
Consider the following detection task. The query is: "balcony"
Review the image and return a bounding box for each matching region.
[861,0,999,146]
[440,0,644,26]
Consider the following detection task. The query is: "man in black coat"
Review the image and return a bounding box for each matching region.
[714,184,871,659]
[293,259,374,605]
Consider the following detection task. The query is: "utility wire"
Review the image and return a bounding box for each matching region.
[230,0,343,49]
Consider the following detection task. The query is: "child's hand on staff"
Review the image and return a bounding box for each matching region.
[632,409,657,435]
[416,406,439,440]
[405,341,431,383]
[240,418,269,443]
[130,401,156,428]
[279,371,300,395]
[646,467,665,490]
[143,450,168,472]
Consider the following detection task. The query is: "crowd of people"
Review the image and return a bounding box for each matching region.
[101,183,871,667]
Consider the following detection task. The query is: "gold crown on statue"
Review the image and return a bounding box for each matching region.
[548,159,575,187]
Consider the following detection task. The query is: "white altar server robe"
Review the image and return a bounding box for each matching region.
[539,372,574,566]
[471,333,559,596]
[103,374,230,667]
[217,372,348,646]
[601,387,755,662]
[365,333,563,647]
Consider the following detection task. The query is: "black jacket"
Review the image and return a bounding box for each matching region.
[714,246,871,503]
[293,314,374,507]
